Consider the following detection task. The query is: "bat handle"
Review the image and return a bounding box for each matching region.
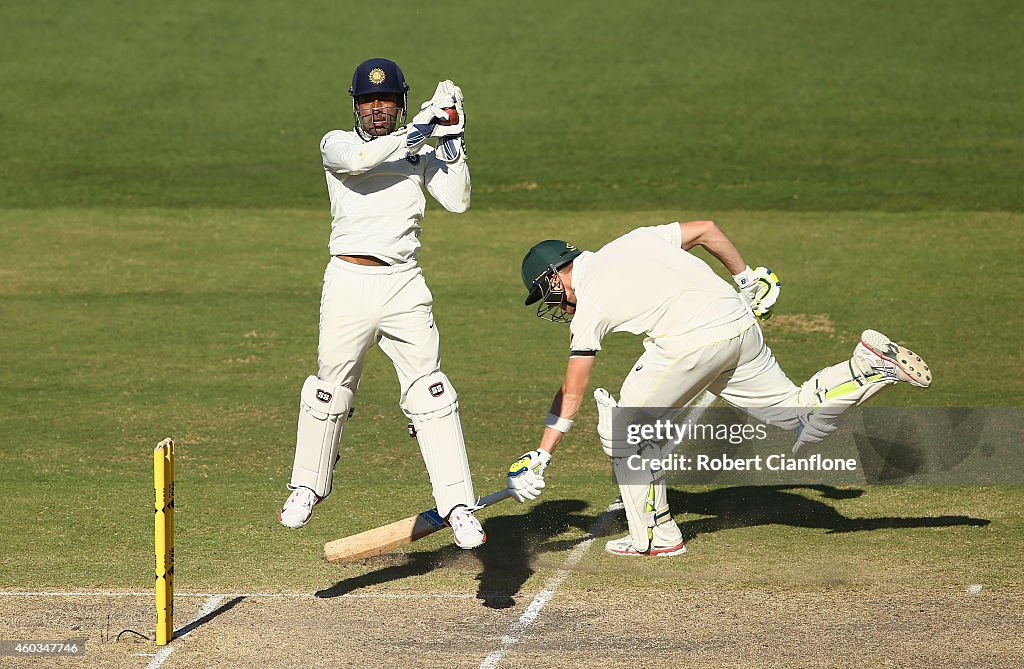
[475,488,514,509]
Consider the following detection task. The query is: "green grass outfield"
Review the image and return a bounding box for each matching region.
[1,1,1022,211]
[0,0,1022,635]
[1,208,1021,594]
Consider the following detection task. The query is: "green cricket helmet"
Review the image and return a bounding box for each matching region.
[521,240,583,322]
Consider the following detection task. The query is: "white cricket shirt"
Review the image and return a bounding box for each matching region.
[320,129,471,264]
[569,223,755,353]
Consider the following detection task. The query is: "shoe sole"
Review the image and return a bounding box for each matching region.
[279,511,311,529]
[448,507,486,549]
[454,532,487,549]
[860,329,932,388]
[605,543,687,557]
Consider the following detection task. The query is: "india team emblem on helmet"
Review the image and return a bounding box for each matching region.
[368,68,386,85]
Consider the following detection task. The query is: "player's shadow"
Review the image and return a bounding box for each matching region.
[314,499,594,609]
[666,485,990,541]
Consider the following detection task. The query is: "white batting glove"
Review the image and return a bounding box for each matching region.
[506,449,552,503]
[432,82,466,161]
[733,265,781,320]
[431,80,465,139]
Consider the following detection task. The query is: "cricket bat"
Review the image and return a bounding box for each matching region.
[323,488,513,564]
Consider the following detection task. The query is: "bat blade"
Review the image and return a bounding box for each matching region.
[323,488,512,564]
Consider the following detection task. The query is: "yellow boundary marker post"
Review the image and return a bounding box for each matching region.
[154,438,175,645]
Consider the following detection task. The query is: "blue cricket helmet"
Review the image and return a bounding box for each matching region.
[349,58,409,100]
[348,58,410,139]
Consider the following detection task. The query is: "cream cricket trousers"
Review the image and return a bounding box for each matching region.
[318,257,440,399]
[619,324,802,422]
[298,257,475,516]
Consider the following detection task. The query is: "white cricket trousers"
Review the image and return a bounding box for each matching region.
[318,257,440,400]
[309,257,476,516]
[619,323,802,422]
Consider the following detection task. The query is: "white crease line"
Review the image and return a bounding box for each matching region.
[479,391,715,669]
[145,594,225,669]
[478,502,617,669]
[145,645,175,668]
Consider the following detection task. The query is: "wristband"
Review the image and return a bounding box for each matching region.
[732,265,756,289]
[545,413,574,434]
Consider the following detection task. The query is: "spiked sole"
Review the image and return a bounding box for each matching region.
[860,329,932,388]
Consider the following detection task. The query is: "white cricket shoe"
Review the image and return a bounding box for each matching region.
[447,505,486,549]
[279,486,319,529]
[604,535,687,557]
[855,329,932,388]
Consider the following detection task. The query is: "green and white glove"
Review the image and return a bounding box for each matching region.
[733,265,781,320]
[506,449,552,503]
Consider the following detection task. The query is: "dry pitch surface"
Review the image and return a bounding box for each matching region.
[3,556,1022,668]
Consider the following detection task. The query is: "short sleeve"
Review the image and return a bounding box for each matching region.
[645,222,682,247]
[568,305,609,354]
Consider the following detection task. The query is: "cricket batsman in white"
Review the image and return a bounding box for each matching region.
[505,220,932,556]
[280,58,485,549]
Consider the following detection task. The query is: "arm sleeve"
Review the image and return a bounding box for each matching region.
[320,130,406,175]
[424,148,471,213]
[644,222,683,247]
[568,306,609,354]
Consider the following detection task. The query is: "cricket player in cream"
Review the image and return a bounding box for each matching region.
[280,58,485,549]
[506,221,932,556]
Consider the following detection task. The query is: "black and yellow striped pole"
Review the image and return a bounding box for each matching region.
[154,438,175,645]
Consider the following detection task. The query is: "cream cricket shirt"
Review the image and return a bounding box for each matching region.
[320,129,471,264]
[568,223,755,354]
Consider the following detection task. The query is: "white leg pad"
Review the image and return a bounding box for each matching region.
[617,477,657,553]
[794,359,894,448]
[614,474,683,552]
[601,387,682,550]
[650,479,683,546]
[403,372,475,518]
[595,388,634,458]
[290,376,353,498]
